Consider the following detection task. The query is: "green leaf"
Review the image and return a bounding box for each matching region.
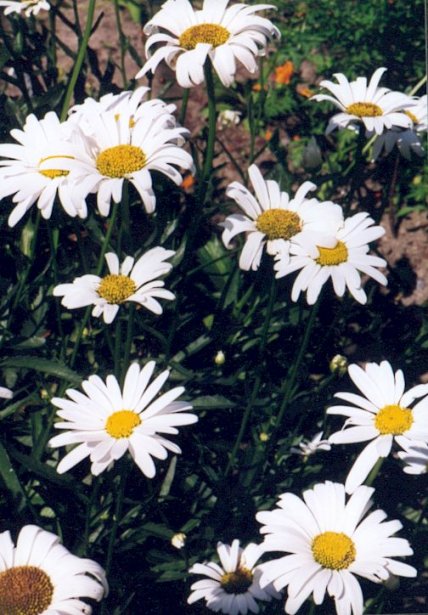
[0,357,82,385]
[0,440,26,506]
[192,395,236,409]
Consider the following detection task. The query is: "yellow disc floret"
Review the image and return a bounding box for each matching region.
[38,154,72,180]
[105,410,141,439]
[96,144,146,178]
[405,110,418,124]
[256,209,301,241]
[97,274,136,304]
[312,532,356,570]
[346,102,383,117]
[316,241,348,266]
[220,567,253,595]
[0,565,54,615]
[375,404,413,435]
[179,24,230,50]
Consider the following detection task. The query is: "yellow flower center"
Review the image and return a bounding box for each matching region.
[179,23,230,50]
[346,102,383,117]
[0,565,53,615]
[220,567,253,594]
[38,154,72,180]
[374,404,413,435]
[96,144,146,178]
[97,274,136,304]
[312,532,356,570]
[405,110,418,124]
[316,241,348,266]
[105,410,141,439]
[256,209,301,240]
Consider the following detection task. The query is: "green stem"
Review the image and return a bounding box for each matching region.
[82,476,101,556]
[101,465,128,614]
[122,304,136,380]
[69,201,120,367]
[114,316,122,375]
[60,0,97,121]
[269,302,319,451]
[225,275,277,476]
[47,227,65,356]
[113,0,128,88]
[96,201,120,276]
[179,88,190,126]
[200,60,217,197]
[344,128,366,215]
[365,457,384,487]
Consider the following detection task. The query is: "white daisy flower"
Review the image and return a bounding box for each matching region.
[397,441,428,475]
[312,67,414,135]
[274,212,387,305]
[49,361,197,477]
[372,95,427,160]
[136,0,280,88]
[53,248,176,325]
[68,87,177,137]
[0,112,85,227]
[327,361,428,493]
[256,481,417,615]
[0,524,107,614]
[188,539,279,614]
[290,431,331,456]
[41,104,193,216]
[0,0,50,16]
[221,164,343,271]
[0,386,12,400]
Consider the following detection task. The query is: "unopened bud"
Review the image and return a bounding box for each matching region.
[214,351,226,366]
[303,137,322,169]
[218,110,241,129]
[171,532,186,549]
[329,354,348,376]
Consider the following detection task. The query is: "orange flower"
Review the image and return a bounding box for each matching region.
[181,173,195,191]
[252,82,268,92]
[274,60,294,85]
[296,83,314,98]
[264,129,274,142]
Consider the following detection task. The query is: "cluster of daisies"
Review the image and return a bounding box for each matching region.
[187,359,428,615]
[313,67,427,160]
[221,163,387,305]
[0,1,426,614]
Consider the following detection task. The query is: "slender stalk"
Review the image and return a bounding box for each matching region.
[365,457,384,487]
[200,60,217,197]
[47,227,65,355]
[96,201,120,276]
[69,201,120,367]
[166,61,217,358]
[225,275,277,476]
[344,128,366,216]
[114,316,123,375]
[60,0,97,121]
[122,304,136,380]
[113,0,128,88]
[101,465,128,614]
[268,302,319,452]
[179,88,190,126]
[82,477,101,556]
